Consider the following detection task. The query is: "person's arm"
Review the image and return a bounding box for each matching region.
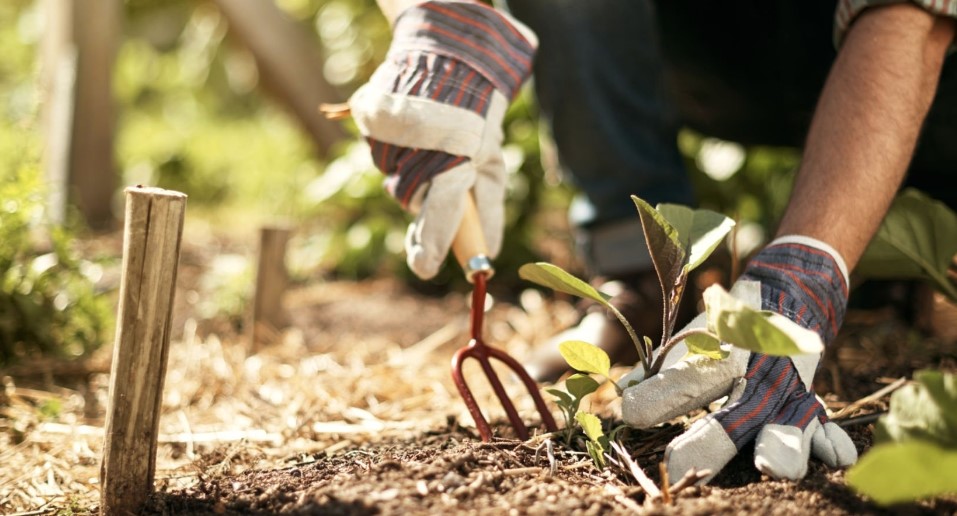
[621,4,956,485]
[777,3,956,269]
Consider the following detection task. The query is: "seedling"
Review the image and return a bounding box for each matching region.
[576,411,609,468]
[546,371,600,446]
[847,370,957,505]
[520,195,821,459]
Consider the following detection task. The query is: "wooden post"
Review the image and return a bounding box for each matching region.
[251,226,292,349]
[40,0,122,230]
[100,187,187,516]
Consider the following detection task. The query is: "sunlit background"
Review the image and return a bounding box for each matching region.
[0,0,804,355]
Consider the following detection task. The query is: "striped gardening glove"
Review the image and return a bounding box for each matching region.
[619,236,858,484]
[348,1,537,279]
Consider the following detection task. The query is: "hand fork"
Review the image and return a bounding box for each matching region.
[450,196,557,441]
[316,106,556,439]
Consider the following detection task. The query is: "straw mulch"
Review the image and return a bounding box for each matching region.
[0,274,585,514]
[3,265,957,513]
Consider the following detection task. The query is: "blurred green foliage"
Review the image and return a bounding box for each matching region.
[0,1,113,366]
[679,131,802,261]
[0,169,114,367]
[116,2,327,212]
[3,0,801,316]
[115,0,559,289]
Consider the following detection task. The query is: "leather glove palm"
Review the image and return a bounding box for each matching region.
[619,236,859,483]
[348,1,537,279]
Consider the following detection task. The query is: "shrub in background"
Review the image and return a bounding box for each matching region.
[0,168,113,367]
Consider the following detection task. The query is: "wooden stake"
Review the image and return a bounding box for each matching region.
[100,186,186,516]
[251,226,291,349]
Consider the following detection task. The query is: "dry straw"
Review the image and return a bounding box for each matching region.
[0,280,579,514]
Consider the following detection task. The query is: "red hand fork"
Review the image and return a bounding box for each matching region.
[450,196,557,441]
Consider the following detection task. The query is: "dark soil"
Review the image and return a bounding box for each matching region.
[139,258,957,515]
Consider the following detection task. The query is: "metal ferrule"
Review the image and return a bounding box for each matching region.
[463,255,495,283]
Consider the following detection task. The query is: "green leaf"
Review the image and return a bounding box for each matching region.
[546,388,574,409]
[520,262,647,371]
[519,263,612,307]
[633,196,689,342]
[585,440,606,468]
[658,203,736,272]
[847,441,957,505]
[559,340,611,377]
[875,370,957,448]
[856,188,957,302]
[566,373,601,399]
[702,284,823,356]
[633,196,683,252]
[575,412,605,443]
[684,332,727,360]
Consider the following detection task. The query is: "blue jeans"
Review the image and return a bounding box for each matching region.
[503,0,691,275]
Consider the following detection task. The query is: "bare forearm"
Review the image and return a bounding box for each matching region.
[777,4,955,269]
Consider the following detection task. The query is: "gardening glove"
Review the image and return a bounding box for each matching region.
[619,236,859,484]
[348,0,537,279]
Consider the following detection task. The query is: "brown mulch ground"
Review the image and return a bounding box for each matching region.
[2,228,957,515]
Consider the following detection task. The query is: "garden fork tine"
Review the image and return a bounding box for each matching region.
[450,197,558,442]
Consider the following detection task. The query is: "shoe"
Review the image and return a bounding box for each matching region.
[525,270,682,383]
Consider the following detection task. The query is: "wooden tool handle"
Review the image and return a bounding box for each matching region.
[452,194,494,281]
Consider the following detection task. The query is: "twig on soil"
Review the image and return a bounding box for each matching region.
[502,467,545,477]
[546,439,557,475]
[832,376,907,420]
[33,422,284,445]
[609,441,660,499]
[659,462,671,504]
[7,507,53,516]
[670,467,710,494]
[475,439,522,450]
[504,451,527,470]
[322,440,352,456]
[522,432,557,448]
[450,451,476,471]
[614,494,644,512]
[835,412,886,428]
[176,410,196,460]
[559,459,595,471]
[532,438,558,476]
[310,419,420,434]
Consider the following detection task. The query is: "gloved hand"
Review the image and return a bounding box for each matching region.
[619,236,859,484]
[348,0,537,279]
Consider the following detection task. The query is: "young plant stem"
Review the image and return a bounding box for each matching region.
[608,306,651,374]
[649,327,717,376]
[661,275,689,348]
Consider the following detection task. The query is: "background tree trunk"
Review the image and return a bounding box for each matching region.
[212,0,347,158]
[41,0,121,230]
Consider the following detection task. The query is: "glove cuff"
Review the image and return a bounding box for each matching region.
[391,1,537,99]
[767,235,849,288]
[742,236,849,343]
